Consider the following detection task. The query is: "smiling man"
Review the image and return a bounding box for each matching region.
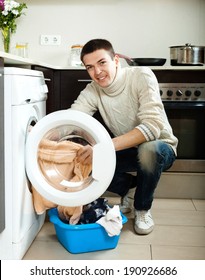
[83,46,118,87]
[71,39,178,235]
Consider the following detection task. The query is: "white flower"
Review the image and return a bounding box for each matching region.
[2,10,8,16]
[12,10,19,15]
[4,1,20,12]
[11,1,20,8]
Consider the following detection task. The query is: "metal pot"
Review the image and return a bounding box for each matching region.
[170,43,205,65]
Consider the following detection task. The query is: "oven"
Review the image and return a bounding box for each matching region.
[153,70,205,199]
[160,82,205,173]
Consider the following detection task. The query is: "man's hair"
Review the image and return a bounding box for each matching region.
[81,39,115,62]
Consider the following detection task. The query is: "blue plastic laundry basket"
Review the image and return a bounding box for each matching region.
[48,208,128,254]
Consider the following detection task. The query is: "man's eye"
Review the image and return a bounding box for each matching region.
[86,66,93,71]
[100,61,106,65]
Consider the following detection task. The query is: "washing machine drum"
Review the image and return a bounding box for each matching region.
[26,110,116,207]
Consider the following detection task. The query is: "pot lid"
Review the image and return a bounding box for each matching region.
[170,43,205,48]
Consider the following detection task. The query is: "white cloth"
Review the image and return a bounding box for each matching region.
[96,205,123,237]
[71,65,178,155]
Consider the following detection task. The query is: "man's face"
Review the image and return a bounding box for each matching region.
[83,49,119,88]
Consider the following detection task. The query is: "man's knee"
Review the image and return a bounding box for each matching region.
[138,141,159,173]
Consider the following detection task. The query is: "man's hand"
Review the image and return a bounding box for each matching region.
[76,145,93,165]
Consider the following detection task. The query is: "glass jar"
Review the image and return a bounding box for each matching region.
[70,44,83,66]
[15,42,28,58]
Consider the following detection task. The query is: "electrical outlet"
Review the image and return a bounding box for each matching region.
[51,35,61,45]
[40,35,49,45]
[40,35,61,46]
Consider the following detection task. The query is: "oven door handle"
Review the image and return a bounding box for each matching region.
[163,101,205,109]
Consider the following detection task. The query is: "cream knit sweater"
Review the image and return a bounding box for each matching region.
[71,66,178,155]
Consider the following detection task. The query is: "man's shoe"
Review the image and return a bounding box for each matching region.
[134,210,154,235]
[119,190,134,214]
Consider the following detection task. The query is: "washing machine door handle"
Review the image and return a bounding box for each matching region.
[92,142,114,181]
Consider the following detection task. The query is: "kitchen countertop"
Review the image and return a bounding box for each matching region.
[1,51,205,71]
[0,51,81,70]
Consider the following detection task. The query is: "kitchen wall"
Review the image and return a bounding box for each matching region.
[3,0,205,67]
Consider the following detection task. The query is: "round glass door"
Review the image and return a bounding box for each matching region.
[26,109,116,206]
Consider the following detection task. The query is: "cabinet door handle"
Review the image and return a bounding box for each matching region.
[44,78,51,82]
[77,79,92,82]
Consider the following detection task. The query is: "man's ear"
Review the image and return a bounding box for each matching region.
[114,54,120,66]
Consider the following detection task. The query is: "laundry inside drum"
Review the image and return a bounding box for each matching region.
[37,125,95,193]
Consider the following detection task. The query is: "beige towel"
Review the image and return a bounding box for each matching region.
[31,138,92,224]
[57,205,83,225]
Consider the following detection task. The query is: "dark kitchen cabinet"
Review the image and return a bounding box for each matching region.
[32,67,91,113]
[60,70,91,109]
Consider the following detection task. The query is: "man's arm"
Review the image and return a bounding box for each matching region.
[77,128,146,165]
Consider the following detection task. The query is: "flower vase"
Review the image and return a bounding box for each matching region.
[1,27,11,53]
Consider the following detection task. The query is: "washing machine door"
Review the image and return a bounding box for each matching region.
[26,109,116,207]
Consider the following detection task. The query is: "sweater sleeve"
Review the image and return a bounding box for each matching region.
[133,67,165,141]
[71,82,98,116]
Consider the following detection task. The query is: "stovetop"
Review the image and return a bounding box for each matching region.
[159,83,205,101]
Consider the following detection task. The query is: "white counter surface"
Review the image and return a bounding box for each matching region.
[0,51,82,70]
[1,51,205,71]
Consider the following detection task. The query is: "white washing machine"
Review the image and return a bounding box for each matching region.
[0,67,48,259]
[0,68,116,260]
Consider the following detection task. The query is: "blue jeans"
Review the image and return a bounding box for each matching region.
[107,140,176,210]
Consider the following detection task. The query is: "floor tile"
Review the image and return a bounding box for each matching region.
[34,222,56,242]
[23,240,69,260]
[23,240,151,260]
[152,198,196,211]
[192,199,205,211]
[106,196,196,211]
[152,245,205,260]
[106,195,121,206]
[114,207,205,227]
[152,209,205,226]
[120,221,205,247]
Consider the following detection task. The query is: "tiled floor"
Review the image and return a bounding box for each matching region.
[23,198,205,260]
